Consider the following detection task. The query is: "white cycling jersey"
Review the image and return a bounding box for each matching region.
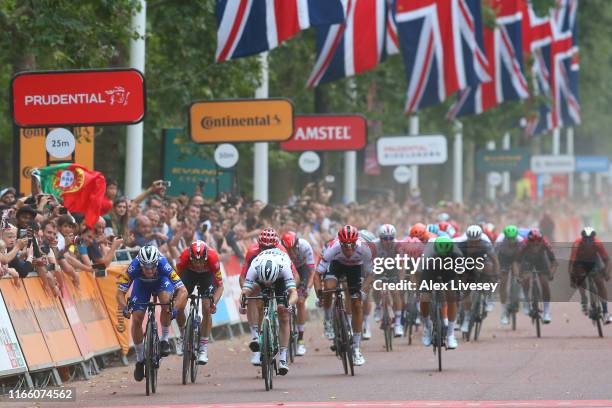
[244,248,296,290]
[373,239,402,259]
[291,238,315,269]
[495,233,525,257]
[316,239,373,275]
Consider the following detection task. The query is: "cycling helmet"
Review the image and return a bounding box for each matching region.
[581,227,596,240]
[527,228,543,242]
[378,224,396,240]
[359,229,376,243]
[466,225,483,241]
[258,228,279,249]
[485,223,495,233]
[427,223,439,235]
[281,231,298,250]
[438,212,450,222]
[338,225,359,244]
[403,237,424,257]
[434,237,454,256]
[256,256,281,284]
[503,225,519,240]
[409,223,427,240]
[189,240,208,262]
[138,245,160,268]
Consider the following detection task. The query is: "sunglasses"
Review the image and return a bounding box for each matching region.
[340,243,356,249]
[381,236,394,241]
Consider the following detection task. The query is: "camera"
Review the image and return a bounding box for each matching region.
[161,180,171,188]
[93,263,107,278]
[58,207,68,215]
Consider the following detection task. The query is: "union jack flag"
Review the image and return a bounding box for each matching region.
[395,0,490,113]
[447,0,528,119]
[215,0,345,62]
[307,0,397,87]
[553,0,580,126]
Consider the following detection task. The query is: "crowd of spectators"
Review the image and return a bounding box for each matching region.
[1,176,609,297]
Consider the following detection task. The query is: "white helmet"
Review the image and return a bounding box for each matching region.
[466,225,483,241]
[378,224,396,239]
[438,212,450,222]
[359,229,376,243]
[138,245,160,268]
[256,256,281,284]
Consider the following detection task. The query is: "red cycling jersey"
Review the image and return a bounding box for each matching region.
[569,237,610,264]
[176,247,223,287]
[239,243,297,279]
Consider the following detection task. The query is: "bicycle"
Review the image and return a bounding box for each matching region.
[585,272,605,338]
[128,299,172,396]
[288,305,298,363]
[402,290,419,345]
[502,266,521,331]
[464,271,488,342]
[182,284,214,385]
[525,266,543,338]
[244,287,283,391]
[430,276,447,372]
[378,276,394,352]
[321,282,354,376]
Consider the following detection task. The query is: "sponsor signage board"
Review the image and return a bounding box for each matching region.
[189,99,294,143]
[298,151,321,173]
[11,69,145,127]
[575,156,609,173]
[280,115,366,151]
[377,135,447,166]
[476,148,530,173]
[530,155,575,174]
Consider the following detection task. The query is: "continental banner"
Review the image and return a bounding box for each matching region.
[60,280,93,360]
[95,265,130,356]
[79,272,121,355]
[0,287,28,377]
[23,277,82,366]
[0,279,53,371]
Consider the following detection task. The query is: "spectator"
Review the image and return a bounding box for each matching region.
[0,188,17,206]
[129,215,158,248]
[108,197,130,239]
[105,178,119,202]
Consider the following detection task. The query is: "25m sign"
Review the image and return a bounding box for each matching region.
[11,69,146,127]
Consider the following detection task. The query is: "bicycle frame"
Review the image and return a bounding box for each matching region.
[182,285,215,385]
[321,281,354,376]
[586,273,604,338]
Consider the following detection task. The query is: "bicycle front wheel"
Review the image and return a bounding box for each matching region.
[344,313,354,376]
[434,302,443,372]
[191,319,201,383]
[261,320,273,391]
[182,317,193,385]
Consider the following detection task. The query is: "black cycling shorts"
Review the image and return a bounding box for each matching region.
[324,261,363,296]
[181,269,214,296]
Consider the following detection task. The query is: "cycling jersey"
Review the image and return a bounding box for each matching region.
[176,247,222,287]
[519,237,556,264]
[495,233,525,261]
[316,239,373,275]
[453,234,494,259]
[118,255,183,293]
[243,248,296,291]
[569,237,609,264]
[372,239,402,259]
[288,238,315,269]
[240,242,294,279]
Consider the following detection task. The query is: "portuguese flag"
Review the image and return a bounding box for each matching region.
[36,163,112,228]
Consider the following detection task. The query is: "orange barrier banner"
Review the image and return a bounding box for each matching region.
[79,272,121,355]
[96,265,130,356]
[0,287,28,377]
[60,279,93,360]
[23,277,82,366]
[0,279,54,371]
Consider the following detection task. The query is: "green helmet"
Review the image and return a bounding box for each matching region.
[434,237,454,256]
[503,225,518,240]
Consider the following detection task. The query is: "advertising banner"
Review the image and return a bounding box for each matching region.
[0,279,53,371]
[60,281,94,360]
[530,155,575,174]
[575,156,609,173]
[0,289,28,377]
[189,99,294,143]
[12,69,145,127]
[280,115,366,151]
[23,277,82,366]
[95,265,131,356]
[476,148,530,173]
[377,136,448,166]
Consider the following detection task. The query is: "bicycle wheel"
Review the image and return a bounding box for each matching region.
[344,313,354,376]
[532,281,541,338]
[151,331,159,394]
[144,320,154,396]
[190,318,201,383]
[383,309,391,352]
[182,316,193,385]
[434,300,443,372]
[336,310,348,375]
[261,320,271,391]
[288,313,296,363]
[474,297,486,341]
[408,322,413,345]
[588,278,604,338]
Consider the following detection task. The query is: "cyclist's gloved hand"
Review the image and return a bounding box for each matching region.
[171,308,177,319]
[122,306,131,319]
[210,302,217,314]
[287,304,296,314]
[360,290,367,302]
[315,297,322,308]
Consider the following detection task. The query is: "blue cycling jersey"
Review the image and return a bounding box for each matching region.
[118,255,183,292]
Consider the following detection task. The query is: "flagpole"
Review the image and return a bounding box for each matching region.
[567,126,574,197]
[487,140,496,201]
[502,132,511,194]
[344,78,358,204]
[409,116,419,191]
[254,52,269,203]
[125,0,146,199]
[453,121,463,204]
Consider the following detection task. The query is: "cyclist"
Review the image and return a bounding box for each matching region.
[358,229,379,337]
[568,227,612,323]
[117,246,188,382]
[438,221,457,238]
[175,240,224,364]
[495,225,524,325]
[410,223,433,243]
[372,224,406,337]
[420,237,462,349]
[241,248,298,375]
[518,228,558,323]
[281,231,315,356]
[239,228,297,366]
[482,223,498,242]
[454,225,498,334]
[317,225,373,366]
